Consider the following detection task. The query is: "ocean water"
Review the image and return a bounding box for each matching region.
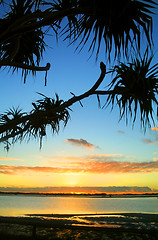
[0,195,158,217]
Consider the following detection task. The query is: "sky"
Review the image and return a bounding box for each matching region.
[0,3,158,194]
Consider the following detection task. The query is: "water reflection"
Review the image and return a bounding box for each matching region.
[0,195,158,217]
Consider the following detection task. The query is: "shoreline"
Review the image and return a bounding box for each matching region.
[1,213,158,239]
[0,191,158,198]
[1,212,158,227]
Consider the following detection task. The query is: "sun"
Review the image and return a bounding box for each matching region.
[68,180,78,187]
[64,173,80,187]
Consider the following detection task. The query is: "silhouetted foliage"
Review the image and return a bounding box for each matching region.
[0,0,158,150]
[106,50,158,129]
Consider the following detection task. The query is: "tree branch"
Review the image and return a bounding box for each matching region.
[0,62,121,144]
[0,7,83,45]
[61,62,107,109]
[0,61,51,72]
[0,62,106,135]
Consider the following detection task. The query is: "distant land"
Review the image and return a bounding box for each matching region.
[0,191,158,198]
[0,186,158,195]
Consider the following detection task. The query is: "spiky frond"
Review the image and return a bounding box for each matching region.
[0,94,70,150]
[61,0,156,60]
[0,0,46,82]
[106,51,158,129]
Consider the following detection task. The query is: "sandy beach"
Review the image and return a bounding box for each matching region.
[0,213,158,239]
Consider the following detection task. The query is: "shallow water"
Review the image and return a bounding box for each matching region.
[0,195,158,217]
[0,195,158,216]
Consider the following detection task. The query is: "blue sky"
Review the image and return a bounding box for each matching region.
[0,6,158,192]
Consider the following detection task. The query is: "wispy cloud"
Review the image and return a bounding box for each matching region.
[0,157,23,161]
[42,153,124,165]
[142,138,154,144]
[142,128,158,145]
[88,153,123,162]
[117,130,125,134]
[153,158,158,162]
[125,156,135,159]
[142,138,158,146]
[1,159,158,175]
[65,138,98,150]
[151,127,158,131]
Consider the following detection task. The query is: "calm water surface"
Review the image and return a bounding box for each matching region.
[0,195,158,217]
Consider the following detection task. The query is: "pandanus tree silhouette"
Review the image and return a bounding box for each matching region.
[0,0,158,150]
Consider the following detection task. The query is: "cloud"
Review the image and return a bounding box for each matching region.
[0,186,154,194]
[151,127,158,131]
[0,165,64,175]
[117,130,125,134]
[142,138,158,146]
[153,158,158,162]
[88,153,123,162]
[142,138,154,144]
[1,159,158,175]
[65,138,98,150]
[125,156,135,159]
[43,153,133,164]
[0,157,23,161]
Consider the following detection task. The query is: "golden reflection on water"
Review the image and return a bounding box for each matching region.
[0,196,104,216]
[0,195,158,217]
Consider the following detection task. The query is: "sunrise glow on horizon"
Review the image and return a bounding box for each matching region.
[1,146,158,193]
[1,8,158,194]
